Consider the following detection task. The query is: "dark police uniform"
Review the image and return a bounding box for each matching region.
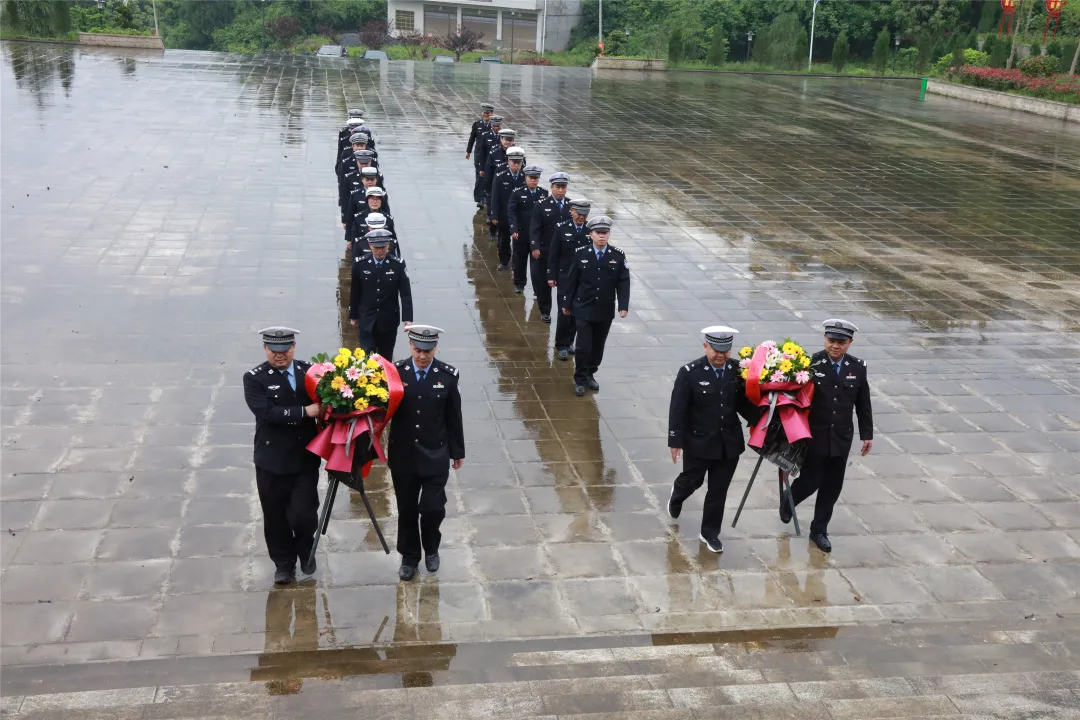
[483,143,509,204]
[529,193,571,319]
[473,123,499,206]
[668,356,759,542]
[349,254,412,360]
[244,353,320,577]
[389,357,465,570]
[508,182,548,293]
[561,240,630,388]
[467,114,491,205]
[352,208,399,254]
[549,217,590,352]
[489,167,526,269]
[788,349,873,538]
[343,188,390,246]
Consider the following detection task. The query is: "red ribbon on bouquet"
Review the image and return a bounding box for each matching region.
[745,344,814,449]
[304,355,404,475]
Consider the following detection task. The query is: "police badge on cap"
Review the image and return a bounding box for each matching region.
[701,325,738,352]
[260,326,299,352]
[822,319,858,340]
[406,325,443,350]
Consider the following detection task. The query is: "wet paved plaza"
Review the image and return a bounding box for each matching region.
[2,41,1080,712]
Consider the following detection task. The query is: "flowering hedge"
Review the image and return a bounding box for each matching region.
[948,65,1080,104]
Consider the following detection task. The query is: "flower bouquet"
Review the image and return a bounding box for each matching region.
[738,339,815,477]
[304,347,404,481]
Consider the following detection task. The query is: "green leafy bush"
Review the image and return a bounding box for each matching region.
[831,31,849,73]
[1058,40,1079,72]
[668,27,683,63]
[1019,54,1060,77]
[706,26,727,66]
[933,48,989,74]
[894,46,919,73]
[872,28,890,74]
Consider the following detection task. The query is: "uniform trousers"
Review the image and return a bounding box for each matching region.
[554,286,576,349]
[496,223,512,266]
[573,317,612,385]
[669,452,740,540]
[358,321,398,360]
[788,452,848,534]
[392,472,449,567]
[511,234,530,288]
[530,256,552,316]
[256,466,320,571]
[473,163,484,204]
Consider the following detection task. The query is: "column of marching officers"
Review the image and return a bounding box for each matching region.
[244,103,873,587]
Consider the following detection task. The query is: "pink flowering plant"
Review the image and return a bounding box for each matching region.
[948,65,1080,104]
[736,338,812,384]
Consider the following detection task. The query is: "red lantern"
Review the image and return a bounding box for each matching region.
[999,0,1017,37]
[1044,0,1067,43]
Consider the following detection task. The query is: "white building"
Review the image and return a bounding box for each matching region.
[387,0,583,53]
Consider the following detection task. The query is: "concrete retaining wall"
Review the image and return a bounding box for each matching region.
[926,79,1079,123]
[591,57,666,71]
[79,33,164,50]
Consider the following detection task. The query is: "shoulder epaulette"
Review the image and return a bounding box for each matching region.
[574,245,590,253]
[248,361,268,375]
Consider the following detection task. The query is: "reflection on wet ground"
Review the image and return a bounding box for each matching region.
[1,42,1078,685]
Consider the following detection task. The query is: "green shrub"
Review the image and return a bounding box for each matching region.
[951,33,967,70]
[895,46,919,73]
[917,34,935,73]
[764,12,805,70]
[933,48,989,74]
[706,26,727,66]
[831,31,849,72]
[1057,39,1079,72]
[872,28,891,74]
[1019,54,1060,77]
[965,28,979,50]
[1029,42,1041,57]
[668,27,683,64]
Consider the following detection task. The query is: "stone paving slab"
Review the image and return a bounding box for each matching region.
[1,42,1079,677]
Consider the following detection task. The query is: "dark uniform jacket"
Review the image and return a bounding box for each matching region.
[668,357,760,460]
[489,170,526,222]
[508,185,549,240]
[343,185,390,235]
[530,195,572,257]
[244,360,320,475]
[337,146,379,189]
[467,119,490,156]
[474,128,497,177]
[352,207,398,248]
[388,358,465,476]
[349,254,413,331]
[484,145,509,193]
[548,219,590,282]
[561,244,631,321]
[806,350,873,457]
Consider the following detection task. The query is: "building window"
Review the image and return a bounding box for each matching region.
[395,10,415,32]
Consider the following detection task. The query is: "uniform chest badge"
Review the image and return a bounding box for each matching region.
[609,259,617,263]
[433,382,445,389]
[363,270,371,274]
[846,374,856,379]
[385,270,394,274]
[269,385,280,390]
[814,371,826,377]
[699,381,710,386]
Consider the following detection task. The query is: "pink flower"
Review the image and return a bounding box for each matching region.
[739,358,752,369]
[345,367,361,381]
[319,362,336,374]
[761,340,777,349]
[339,385,354,398]
[769,371,786,383]
[795,370,810,384]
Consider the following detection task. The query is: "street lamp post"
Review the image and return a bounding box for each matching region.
[96,0,104,28]
[625,25,629,53]
[746,30,754,62]
[598,0,603,47]
[892,33,900,72]
[808,0,821,71]
[509,11,516,64]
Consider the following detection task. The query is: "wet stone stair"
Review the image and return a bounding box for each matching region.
[3,616,1079,719]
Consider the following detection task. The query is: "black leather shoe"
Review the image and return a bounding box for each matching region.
[274,568,295,585]
[300,556,316,576]
[398,564,418,581]
[699,533,723,553]
[809,532,832,552]
[780,489,792,524]
[541,314,551,324]
[514,286,524,294]
[585,376,599,391]
[667,487,682,519]
[496,264,507,271]
[574,384,586,397]
[557,349,569,361]
[425,554,440,573]
[567,346,576,354]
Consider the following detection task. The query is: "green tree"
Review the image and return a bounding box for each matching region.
[951,32,966,69]
[831,30,850,72]
[764,12,804,70]
[916,33,935,73]
[668,26,683,63]
[2,0,71,37]
[872,27,891,74]
[1029,41,1040,57]
[978,0,999,32]
[964,27,979,50]
[706,25,727,65]
[180,0,235,49]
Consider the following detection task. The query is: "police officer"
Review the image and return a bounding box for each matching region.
[484,127,516,211]
[337,131,370,197]
[474,115,502,210]
[529,172,571,323]
[508,164,548,296]
[340,150,382,231]
[666,327,761,554]
[489,146,526,271]
[244,328,322,585]
[336,110,364,163]
[349,230,413,360]
[355,212,401,260]
[782,319,873,553]
[389,326,465,581]
[549,199,591,360]
[466,102,494,208]
[345,186,390,249]
[561,215,630,396]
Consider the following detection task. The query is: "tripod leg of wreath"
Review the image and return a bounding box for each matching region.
[351,461,391,555]
[778,469,801,537]
[308,471,341,567]
[731,454,765,528]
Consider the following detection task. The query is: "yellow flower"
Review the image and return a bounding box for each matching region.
[779,360,793,374]
[354,348,365,359]
[333,356,348,369]
[356,374,368,386]
[759,368,769,380]
[365,358,380,371]
[739,346,753,359]
[354,397,368,410]
[799,355,810,368]
[740,369,749,380]
[365,384,380,396]
[338,347,352,358]
[782,342,797,356]
[330,376,345,390]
